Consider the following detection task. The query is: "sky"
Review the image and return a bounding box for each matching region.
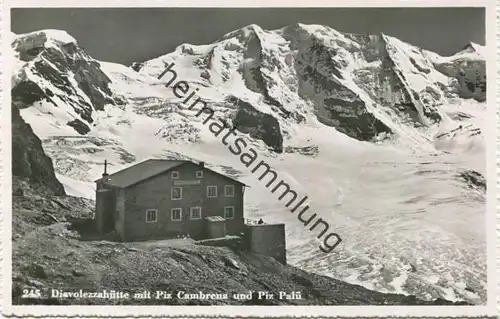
[11,7,485,66]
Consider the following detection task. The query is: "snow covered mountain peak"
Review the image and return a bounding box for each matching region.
[12,29,126,135]
[219,23,266,41]
[12,29,79,65]
[13,29,77,51]
[456,42,486,57]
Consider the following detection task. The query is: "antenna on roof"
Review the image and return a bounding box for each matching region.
[102,159,109,177]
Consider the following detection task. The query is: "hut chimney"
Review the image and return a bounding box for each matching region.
[102,159,109,177]
[199,161,205,168]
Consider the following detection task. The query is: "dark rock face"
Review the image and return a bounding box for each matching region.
[322,97,392,140]
[434,59,486,102]
[284,145,319,157]
[67,119,91,135]
[349,34,442,124]
[12,31,124,135]
[131,62,144,72]
[435,124,481,142]
[457,170,486,193]
[237,31,294,120]
[11,81,56,108]
[231,96,284,153]
[33,45,123,111]
[12,103,66,196]
[293,38,393,141]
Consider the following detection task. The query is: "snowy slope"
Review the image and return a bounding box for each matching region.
[11,25,487,304]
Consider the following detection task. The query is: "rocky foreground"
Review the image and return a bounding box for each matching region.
[12,178,471,306]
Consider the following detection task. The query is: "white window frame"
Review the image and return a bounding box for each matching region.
[224,185,235,197]
[190,207,202,220]
[224,206,235,219]
[145,209,158,223]
[171,171,179,179]
[171,208,182,221]
[196,170,203,178]
[206,185,218,198]
[171,187,182,200]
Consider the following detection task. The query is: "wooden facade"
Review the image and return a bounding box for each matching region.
[95,159,246,241]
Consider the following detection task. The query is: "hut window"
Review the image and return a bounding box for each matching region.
[145,209,158,223]
[171,187,182,200]
[206,185,218,198]
[224,206,235,219]
[171,208,182,221]
[190,207,202,220]
[224,185,235,197]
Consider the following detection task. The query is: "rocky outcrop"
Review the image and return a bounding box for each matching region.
[293,38,393,141]
[237,28,295,120]
[12,30,125,135]
[380,36,443,123]
[231,96,284,153]
[67,119,91,135]
[433,59,486,102]
[284,145,319,157]
[11,81,56,107]
[131,62,144,72]
[344,34,443,126]
[12,103,66,196]
[457,170,486,193]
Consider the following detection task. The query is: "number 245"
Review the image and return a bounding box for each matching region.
[22,289,41,298]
